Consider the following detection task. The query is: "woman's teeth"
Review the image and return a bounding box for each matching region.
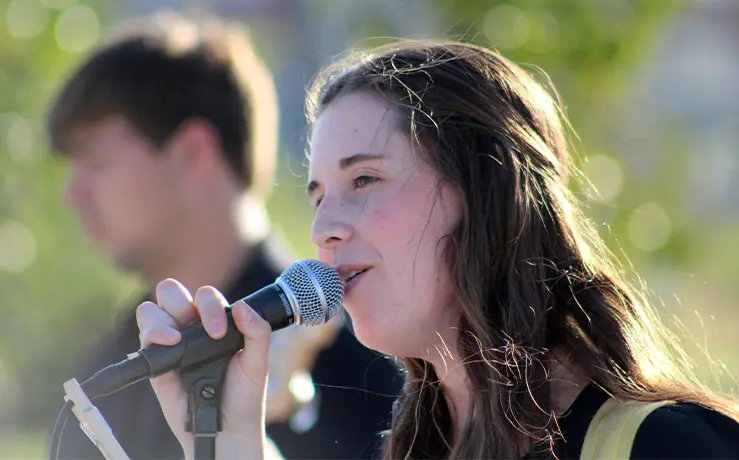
[343,269,365,282]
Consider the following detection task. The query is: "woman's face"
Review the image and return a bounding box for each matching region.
[308,92,463,358]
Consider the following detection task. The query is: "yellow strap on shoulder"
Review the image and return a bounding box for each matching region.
[580,397,673,460]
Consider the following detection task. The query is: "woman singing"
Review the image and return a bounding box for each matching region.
[136,40,739,459]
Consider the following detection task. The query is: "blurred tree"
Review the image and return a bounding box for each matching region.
[434,0,684,135]
[0,0,135,438]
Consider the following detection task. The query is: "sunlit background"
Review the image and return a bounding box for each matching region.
[1,0,738,457]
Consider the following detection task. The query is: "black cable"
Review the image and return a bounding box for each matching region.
[194,436,216,460]
[48,399,73,460]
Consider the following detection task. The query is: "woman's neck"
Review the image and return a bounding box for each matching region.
[548,351,590,415]
[438,362,470,443]
[424,336,469,443]
[428,347,589,447]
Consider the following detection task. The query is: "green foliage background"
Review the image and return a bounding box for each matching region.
[2,0,737,456]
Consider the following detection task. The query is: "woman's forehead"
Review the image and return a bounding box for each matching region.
[308,95,407,168]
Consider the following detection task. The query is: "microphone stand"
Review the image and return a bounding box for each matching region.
[60,358,230,460]
[180,357,230,460]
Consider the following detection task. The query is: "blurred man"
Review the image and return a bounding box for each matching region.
[46,12,400,460]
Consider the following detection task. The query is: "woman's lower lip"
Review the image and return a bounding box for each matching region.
[345,270,368,291]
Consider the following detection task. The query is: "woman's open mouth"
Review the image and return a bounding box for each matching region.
[339,266,371,291]
[344,269,366,285]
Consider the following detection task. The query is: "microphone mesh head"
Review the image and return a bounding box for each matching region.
[277,259,344,326]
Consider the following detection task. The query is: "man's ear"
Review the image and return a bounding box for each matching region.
[165,118,222,184]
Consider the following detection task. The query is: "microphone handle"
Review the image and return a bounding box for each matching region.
[81,283,295,400]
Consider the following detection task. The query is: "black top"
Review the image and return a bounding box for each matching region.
[529,383,739,459]
[55,236,402,459]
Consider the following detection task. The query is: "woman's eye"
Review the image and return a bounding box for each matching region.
[312,176,378,208]
[353,175,378,189]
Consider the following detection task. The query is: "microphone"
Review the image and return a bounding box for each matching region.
[79,259,344,401]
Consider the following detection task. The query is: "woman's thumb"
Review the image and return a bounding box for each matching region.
[231,300,272,388]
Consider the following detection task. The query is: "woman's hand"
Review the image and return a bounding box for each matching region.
[136,278,273,459]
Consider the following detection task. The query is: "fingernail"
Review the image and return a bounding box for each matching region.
[236,300,252,323]
[162,329,180,341]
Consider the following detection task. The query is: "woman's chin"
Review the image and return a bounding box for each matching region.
[348,317,415,357]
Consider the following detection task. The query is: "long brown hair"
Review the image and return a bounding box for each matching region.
[306,40,739,459]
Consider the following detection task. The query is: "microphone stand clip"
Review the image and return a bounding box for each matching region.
[62,378,130,460]
[181,357,230,460]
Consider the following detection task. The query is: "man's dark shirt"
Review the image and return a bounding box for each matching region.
[525,383,739,459]
[55,237,401,459]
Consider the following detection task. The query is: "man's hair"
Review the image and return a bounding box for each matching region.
[46,11,279,196]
